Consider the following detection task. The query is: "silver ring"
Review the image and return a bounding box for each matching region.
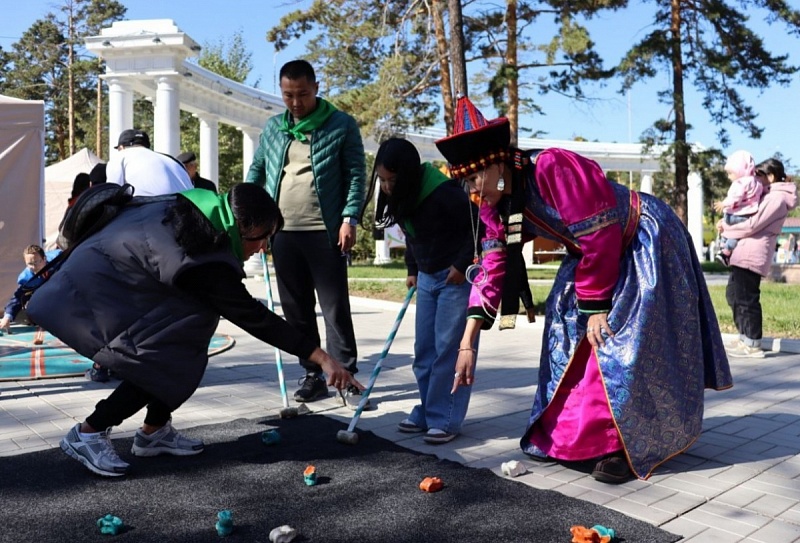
[454,372,461,379]
[587,326,594,332]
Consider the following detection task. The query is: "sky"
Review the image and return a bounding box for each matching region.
[2,0,799,168]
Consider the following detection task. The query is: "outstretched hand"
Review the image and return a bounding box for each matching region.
[309,347,364,391]
[0,316,11,335]
[451,348,476,394]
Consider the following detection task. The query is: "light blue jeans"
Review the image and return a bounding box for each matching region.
[408,268,474,434]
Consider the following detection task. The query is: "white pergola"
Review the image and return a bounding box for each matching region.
[85,19,706,263]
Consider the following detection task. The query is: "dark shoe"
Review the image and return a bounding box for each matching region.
[714,252,730,267]
[523,444,554,462]
[85,363,110,383]
[423,428,457,444]
[343,384,371,411]
[591,455,633,484]
[397,418,425,433]
[293,374,329,403]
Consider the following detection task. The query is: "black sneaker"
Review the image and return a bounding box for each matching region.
[293,374,329,403]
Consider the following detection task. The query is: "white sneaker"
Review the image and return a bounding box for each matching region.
[60,423,129,477]
[130,420,204,457]
[725,339,744,351]
[726,343,765,358]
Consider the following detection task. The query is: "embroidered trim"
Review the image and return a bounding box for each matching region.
[448,149,510,177]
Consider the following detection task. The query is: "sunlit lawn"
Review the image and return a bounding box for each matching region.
[348,261,800,339]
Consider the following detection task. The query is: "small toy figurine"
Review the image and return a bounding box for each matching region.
[269,524,298,543]
[303,465,317,486]
[216,510,234,537]
[419,476,444,492]
[261,429,281,445]
[96,514,124,535]
[501,460,527,477]
[570,524,616,543]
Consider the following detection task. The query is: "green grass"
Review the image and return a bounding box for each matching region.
[348,262,800,339]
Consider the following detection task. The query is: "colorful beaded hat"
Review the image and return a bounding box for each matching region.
[435,96,511,179]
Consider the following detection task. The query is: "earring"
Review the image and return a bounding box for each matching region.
[497,178,505,191]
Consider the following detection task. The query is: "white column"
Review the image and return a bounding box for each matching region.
[240,127,261,181]
[640,173,653,194]
[687,171,705,260]
[107,77,133,158]
[198,115,219,186]
[373,239,392,265]
[154,75,181,157]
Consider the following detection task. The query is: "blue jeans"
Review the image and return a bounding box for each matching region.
[408,269,474,434]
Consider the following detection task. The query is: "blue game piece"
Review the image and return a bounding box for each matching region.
[96,514,124,535]
[261,429,281,445]
[216,510,234,536]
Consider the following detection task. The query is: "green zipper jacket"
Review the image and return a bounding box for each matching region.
[245,108,366,246]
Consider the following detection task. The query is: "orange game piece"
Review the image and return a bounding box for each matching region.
[419,476,443,492]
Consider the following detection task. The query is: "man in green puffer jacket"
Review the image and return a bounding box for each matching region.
[246,59,367,409]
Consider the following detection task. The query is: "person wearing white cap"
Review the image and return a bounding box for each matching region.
[106,129,193,196]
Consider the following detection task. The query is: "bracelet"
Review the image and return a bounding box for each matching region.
[458,348,476,353]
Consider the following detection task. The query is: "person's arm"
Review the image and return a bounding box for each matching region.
[466,204,506,328]
[534,149,622,315]
[721,192,784,240]
[339,114,367,219]
[452,317,482,393]
[176,262,360,389]
[244,127,269,187]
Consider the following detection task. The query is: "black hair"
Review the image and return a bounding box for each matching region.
[365,138,424,229]
[756,158,787,182]
[279,60,316,83]
[89,163,107,186]
[71,173,91,199]
[168,183,284,256]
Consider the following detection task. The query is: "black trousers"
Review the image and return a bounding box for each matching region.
[725,265,763,343]
[271,230,358,375]
[86,380,172,431]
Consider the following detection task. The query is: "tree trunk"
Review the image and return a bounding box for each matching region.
[670,0,688,225]
[506,0,519,146]
[431,0,454,134]
[448,0,468,98]
[68,8,75,157]
[96,77,103,159]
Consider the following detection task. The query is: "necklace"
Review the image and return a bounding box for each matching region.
[465,175,488,286]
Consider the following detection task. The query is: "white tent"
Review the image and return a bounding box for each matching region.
[0,94,45,304]
[44,148,103,249]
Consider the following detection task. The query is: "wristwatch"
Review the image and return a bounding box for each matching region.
[343,217,358,226]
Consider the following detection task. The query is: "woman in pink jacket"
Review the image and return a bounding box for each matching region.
[719,158,798,358]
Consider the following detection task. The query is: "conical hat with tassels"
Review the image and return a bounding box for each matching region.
[435,96,511,179]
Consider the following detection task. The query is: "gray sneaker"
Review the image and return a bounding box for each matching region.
[60,423,129,477]
[130,420,204,457]
[343,385,371,411]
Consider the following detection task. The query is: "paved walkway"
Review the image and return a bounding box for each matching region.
[2,276,800,542]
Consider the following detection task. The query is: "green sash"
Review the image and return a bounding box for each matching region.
[278,98,337,142]
[181,189,244,263]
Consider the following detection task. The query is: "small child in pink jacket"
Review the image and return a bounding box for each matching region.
[713,150,763,265]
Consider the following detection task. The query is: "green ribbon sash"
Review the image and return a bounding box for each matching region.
[180,188,244,263]
[278,98,337,142]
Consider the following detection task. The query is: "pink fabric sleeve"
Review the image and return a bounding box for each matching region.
[468,204,505,319]
[534,149,623,308]
[722,180,747,211]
